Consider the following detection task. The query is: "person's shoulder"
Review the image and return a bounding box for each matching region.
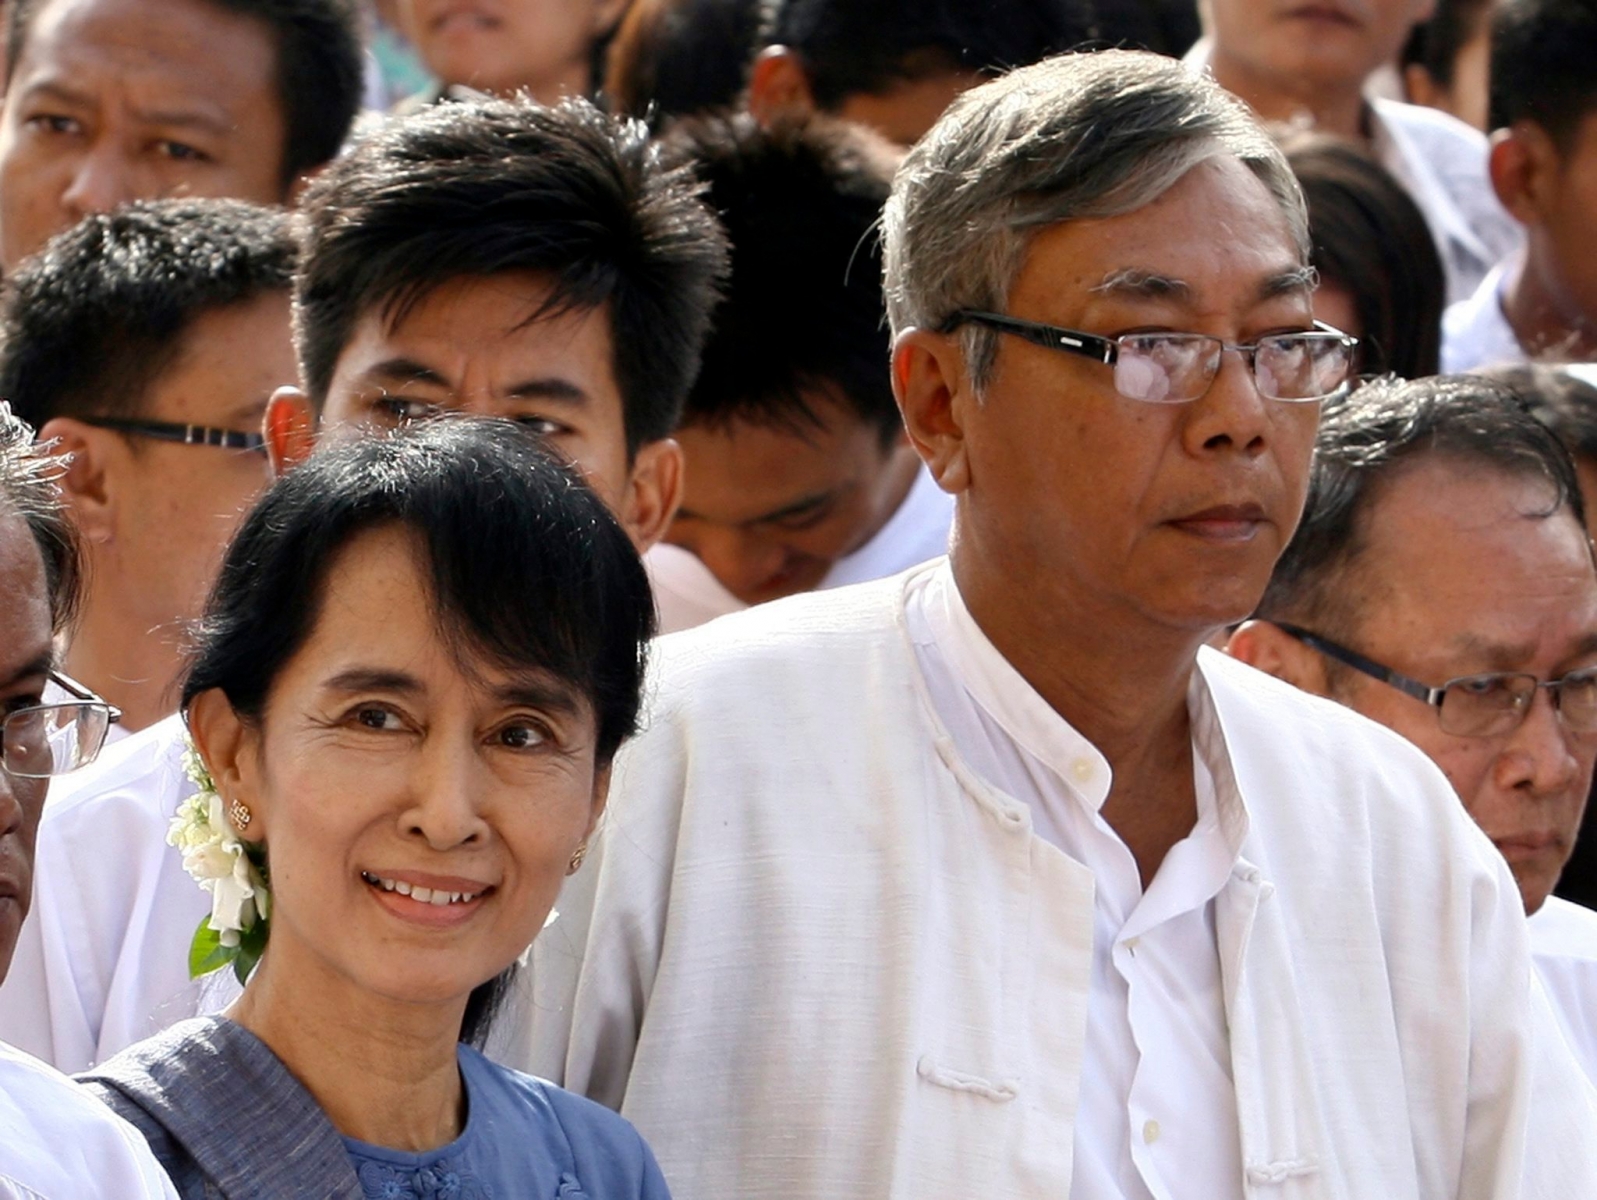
[39,712,191,827]
[1532,897,1597,964]
[460,1048,657,1177]
[1370,96,1489,154]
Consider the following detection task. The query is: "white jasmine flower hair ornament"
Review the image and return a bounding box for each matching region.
[167,734,271,984]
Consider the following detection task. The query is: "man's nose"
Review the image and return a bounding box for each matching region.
[60,143,140,220]
[1495,687,1583,796]
[1181,348,1273,455]
[683,527,790,601]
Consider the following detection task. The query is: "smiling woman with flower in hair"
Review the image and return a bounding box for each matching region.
[75,417,666,1200]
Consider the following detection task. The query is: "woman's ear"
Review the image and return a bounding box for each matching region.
[585,764,613,841]
[187,688,266,836]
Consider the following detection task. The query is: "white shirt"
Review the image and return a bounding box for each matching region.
[1183,41,1518,306]
[0,715,233,1073]
[1442,262,1525,372]
[645,464,955,633]
[513,561,1597,1199]
[1531,895,1597,1086]
[907,566,1245,1199]
[0,1038,177,1199]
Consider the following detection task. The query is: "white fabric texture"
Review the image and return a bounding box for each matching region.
[511,561,1597,1200]
[645,464,954,634]
[0,1038,177,1198]
[0,715,233,1073]
[1531,896,1597,1086]
[1442,262,1524,373]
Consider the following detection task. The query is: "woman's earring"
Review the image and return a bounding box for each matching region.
[567,843,588,875]
[228,798,252,832]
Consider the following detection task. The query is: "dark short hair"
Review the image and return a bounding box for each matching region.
[294,96,729,458]
[1483,362,1597,463]
[1401,0,1494,88]
[0,199,297,426]
[1257,375,1586,642]
[761,0,1094,110]
[7,0,363,192]
[0,401,80,632]
[661,111,899,441]
[1279,131,1445,379]
[604,0,765,128]
[180,417,656,1046]
[1490,0,1597,145]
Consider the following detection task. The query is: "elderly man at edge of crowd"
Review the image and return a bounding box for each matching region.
[0,95,727,1073]
[1228,374,1597,1084]
[513,50,1597,1200]
[0,400,177,1199]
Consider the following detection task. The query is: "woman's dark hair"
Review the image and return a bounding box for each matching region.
[181,416,656,1045]
[1279,130,1446,379]
[604,0,765,128]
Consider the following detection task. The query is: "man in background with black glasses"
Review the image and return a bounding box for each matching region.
[0,399,176,1198]
[1229,373,1597,1085]
[0,198,297,734]
[519,50,1596,1200]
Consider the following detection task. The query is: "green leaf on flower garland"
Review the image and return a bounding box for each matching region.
[231,919,269,987]
[187,918,234,980]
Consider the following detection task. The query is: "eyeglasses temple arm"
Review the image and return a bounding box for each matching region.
[1269,623,1443,706]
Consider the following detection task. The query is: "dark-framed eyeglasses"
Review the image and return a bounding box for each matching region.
[939,310,1358,404]
[80,416,266,455]
[1,671,122,778]
[1273,622,1597,738]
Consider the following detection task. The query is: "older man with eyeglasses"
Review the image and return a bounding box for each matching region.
[516,50,1597,1200]
[1229,372,1597,1086]
[0,401,176,1198]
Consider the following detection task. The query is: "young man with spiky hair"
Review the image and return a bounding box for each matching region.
[0,96,729,1073]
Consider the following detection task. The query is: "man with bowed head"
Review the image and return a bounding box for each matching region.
[520,51,1597,1198]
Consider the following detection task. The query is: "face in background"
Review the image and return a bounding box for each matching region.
[0,0,288,272]
[0,510,52,981]
[1403,22,1491,130]
[1527,113,1597,337]
[312,272,678,548]
[917,156,1321,636]
[1207,0,1437,99]
[397,0,626,100]
[195,524,604,1011]
[667,392,923,606]
[43,292,292,726]
[1290,460,1597,914]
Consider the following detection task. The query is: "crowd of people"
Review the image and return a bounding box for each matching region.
[0,0,1595,1196]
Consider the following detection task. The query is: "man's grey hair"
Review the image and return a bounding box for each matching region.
[882,49,1311,389]
[0,401,80,633]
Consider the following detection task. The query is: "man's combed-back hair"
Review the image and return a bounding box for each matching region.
[0,198,297,426]
[1257,375,1586,639]
[7,0,364,192]
[761,0,1095,110]
[294,96,730,457]
[1401,0,1495,90]
[1483,362,1597,462]
[0,401,81,633]
[181,416,656,1047]
[660,111,899,441]
[882,49,1309,390]
[1490,0,1597,147]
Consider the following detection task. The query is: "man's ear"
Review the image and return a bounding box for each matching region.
[748,45,817,126]
[892,327,973,495]
[1489,124,1558,224]
[264,387,317,478]
[187,688,267,837]
[37,417,119,544]
[1402,63,1445,114]
[1224,619,1333,697]
[619,436,683,552]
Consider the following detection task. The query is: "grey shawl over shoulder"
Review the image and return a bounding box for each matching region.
[77,1017,362,1200]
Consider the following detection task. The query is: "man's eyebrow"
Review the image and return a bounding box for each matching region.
[1259,266,1318,301]
[361,359,452,390]
[1089,269,1191,300]
[23,80,231,137]
[505,378,588,407]
[678,490,834,527]
[2,650,55,689]
[1566,631,1597,665]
